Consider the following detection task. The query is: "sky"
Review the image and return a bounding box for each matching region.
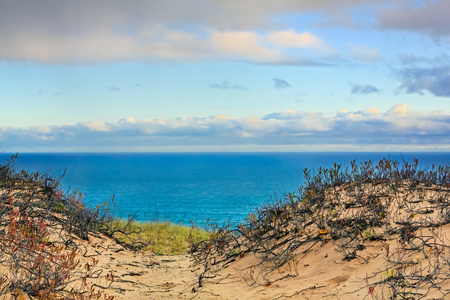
[0,0,450,152]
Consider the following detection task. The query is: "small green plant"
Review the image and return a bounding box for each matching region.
[228,248,241,257]
[363,228,377,240]
[383,269,395,279]
[55,202,66,212]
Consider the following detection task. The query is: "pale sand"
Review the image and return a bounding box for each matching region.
[80,224,450,299]
[80,182,450,299]
[2,181,450,299]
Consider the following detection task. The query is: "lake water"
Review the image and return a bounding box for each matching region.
[2,152,449,226]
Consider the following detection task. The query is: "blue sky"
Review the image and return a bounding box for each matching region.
[0,0,449,152]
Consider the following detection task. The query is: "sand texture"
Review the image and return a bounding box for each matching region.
[1,158,450,299]
[73,181,450,299]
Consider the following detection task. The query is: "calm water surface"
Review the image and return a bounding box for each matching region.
[2,152,449,226]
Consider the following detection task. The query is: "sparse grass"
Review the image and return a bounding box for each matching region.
[110,219,208,254]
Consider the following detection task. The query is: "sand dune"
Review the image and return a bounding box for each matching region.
[1,158,450,299]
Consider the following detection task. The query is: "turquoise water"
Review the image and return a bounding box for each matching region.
[2,152,450,226]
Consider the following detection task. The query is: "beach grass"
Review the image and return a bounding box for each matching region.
[107,219,208,255]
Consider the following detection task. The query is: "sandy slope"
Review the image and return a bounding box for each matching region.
[78,223,450,300]
[1,177,450,299]
[82,181,450,300]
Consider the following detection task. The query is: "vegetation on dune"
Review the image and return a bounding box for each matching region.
[109,219,207,255]
[2,152,450,299]
[0,154,132,299]
[191,157,450,299]
[0,154,206,299]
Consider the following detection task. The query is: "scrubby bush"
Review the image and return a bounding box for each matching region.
[0,154,116,299]
[0,154,206,298]
[191,157,450,299]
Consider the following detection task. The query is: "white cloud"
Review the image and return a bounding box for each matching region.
[2,105,449,152]
[364,107,379,114]
[119,117,137,124]
[266,31,323,50]
[81,121,110,132]
[210,31,282,62]
[387,103,409,117]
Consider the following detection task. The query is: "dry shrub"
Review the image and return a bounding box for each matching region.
[0,154,115,299]
[191,157,450,299]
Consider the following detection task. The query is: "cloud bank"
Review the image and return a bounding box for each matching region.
[1,0,448,65]
[1,105,449,152]
[0,1,336,65]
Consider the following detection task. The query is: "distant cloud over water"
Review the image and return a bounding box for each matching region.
[1,105,449,152]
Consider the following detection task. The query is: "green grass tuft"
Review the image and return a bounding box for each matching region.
[110,220,208,255]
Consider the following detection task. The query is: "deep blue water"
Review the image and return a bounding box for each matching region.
[1,152,449,226]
